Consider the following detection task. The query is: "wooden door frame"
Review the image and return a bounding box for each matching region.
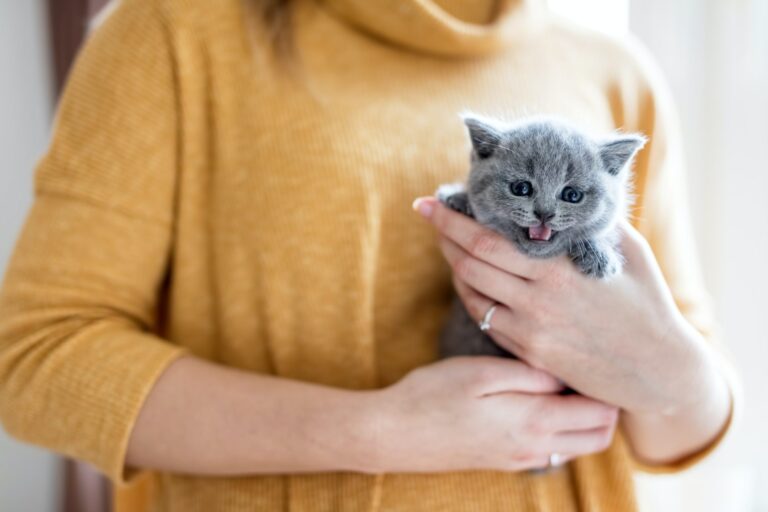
[48,0,111,95]
[48,2,115,510]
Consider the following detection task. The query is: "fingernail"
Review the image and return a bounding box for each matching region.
[412,197,434,218]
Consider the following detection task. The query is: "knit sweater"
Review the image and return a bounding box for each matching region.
[0,0,737,511]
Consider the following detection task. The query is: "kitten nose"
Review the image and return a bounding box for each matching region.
[534,210,555,223]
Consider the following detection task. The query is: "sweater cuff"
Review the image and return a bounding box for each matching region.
[0,318,189,487]
[106,333,190,486]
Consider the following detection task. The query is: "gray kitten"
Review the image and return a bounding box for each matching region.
[436,114,646,358]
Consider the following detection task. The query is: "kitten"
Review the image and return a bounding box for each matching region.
[436,114,646,358]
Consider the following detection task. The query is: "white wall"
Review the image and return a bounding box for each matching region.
[631,1,768,511]
[0,1,61,511]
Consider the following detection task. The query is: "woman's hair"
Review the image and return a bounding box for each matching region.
[255,0,294,55]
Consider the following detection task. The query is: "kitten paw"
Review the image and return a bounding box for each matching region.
[436,184,473,217]
[571,242,623,279]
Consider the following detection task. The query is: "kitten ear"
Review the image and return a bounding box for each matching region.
[462,114,502,159]
[598,134,647,175]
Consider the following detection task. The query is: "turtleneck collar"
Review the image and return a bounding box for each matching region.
[320,0,547,58]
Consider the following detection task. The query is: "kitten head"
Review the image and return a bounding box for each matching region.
[462,114,646,258]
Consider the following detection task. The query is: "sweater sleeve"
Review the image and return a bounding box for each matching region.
[0,0,190,486]
[612,36,742,474]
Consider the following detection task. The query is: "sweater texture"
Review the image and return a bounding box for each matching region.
[0,0,737,510]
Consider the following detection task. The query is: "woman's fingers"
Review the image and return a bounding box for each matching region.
[510,427,614,471]
[451,275,531,359]
[512,426,613,471]
[509,395,618,464]
[451,274,494,322]
[548,426,616,456]
[489,393,618,436]
[534,394,619,433]
[415,197,547,280]
[446,356,563,396]
[439,236,530,309]
[451,275,537,356]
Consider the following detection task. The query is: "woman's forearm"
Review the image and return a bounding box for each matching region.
[125,355,380,476]
[126,355,630,478]
[620,318,733,466]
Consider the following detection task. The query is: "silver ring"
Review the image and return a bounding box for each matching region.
[549,452,563,468]
[478,304,497,332]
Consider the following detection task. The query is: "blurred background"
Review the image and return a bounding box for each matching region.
[1,0,766,510]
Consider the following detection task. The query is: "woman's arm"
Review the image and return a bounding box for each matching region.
[438,228,734,467]
[124,354,377,475]
[619,316,732,465]
[125,354,620,476]
[416,198,736,471]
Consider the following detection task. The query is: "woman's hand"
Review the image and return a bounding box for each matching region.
[366,356,618,473]
[414,197,728,419]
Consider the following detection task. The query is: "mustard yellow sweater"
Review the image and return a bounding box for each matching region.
[0,0,737,511]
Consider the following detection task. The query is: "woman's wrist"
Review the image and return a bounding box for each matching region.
[263,384,394,475]
[621,315,733,465]
[126,356,398,476]
[621,373,731,466]
[339,388,392,474]
[656,313,730,416]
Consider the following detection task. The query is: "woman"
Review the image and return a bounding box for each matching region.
[0,0,737,511]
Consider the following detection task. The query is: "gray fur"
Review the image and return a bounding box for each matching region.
[437,114,646,358]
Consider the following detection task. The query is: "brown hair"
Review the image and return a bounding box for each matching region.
[255,0,294,56]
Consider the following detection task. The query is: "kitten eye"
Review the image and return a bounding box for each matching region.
[510,181,533,197]
[560,186,584,203]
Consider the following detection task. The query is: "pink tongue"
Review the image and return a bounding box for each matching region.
[529,224,553,241]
